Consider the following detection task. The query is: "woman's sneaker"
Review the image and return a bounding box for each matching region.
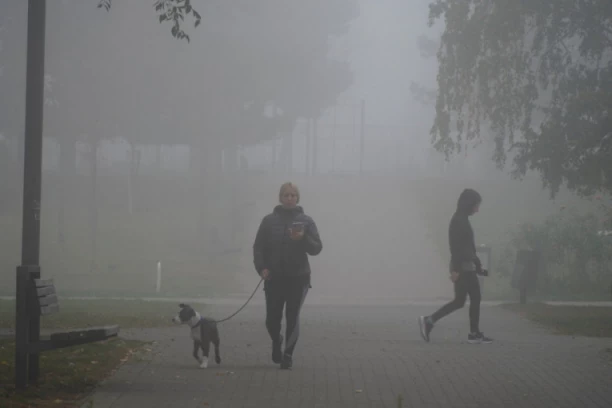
[272,335,283,363]
[418,316,434,342]
[280,354,293,370]
[468,332,493,344]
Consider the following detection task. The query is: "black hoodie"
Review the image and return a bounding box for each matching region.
[449,189,482,273]
[253,205,323,281]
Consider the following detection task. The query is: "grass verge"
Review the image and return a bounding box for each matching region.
[502,303,612,337]
[0,338,148,408]
[0,299,206,330]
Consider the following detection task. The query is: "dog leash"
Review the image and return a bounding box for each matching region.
[210,278,264,324]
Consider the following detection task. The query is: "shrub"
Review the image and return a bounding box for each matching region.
[497,202,612,298]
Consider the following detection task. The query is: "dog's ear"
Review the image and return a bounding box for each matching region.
[179,303,186,308]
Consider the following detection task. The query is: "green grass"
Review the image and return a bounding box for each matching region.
[0,299,206,330]
[0,338,148,408]
[0,297,194,406]
[502,303,612,337]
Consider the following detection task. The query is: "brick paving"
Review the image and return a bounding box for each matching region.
[86,304,612,408]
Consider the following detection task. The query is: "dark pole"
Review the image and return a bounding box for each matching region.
[305,120,311,175]
[15,0,47,389]
[312,119,318,175]
[359,99,365,176]
[331,106,336,173]
[286,131,293,175]
[271,137,277,170]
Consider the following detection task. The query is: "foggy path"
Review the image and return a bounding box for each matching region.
[86,304,612,408]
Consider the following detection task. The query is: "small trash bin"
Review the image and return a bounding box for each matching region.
[511,249,541,304]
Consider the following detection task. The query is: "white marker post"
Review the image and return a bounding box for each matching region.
[156,261,162,293]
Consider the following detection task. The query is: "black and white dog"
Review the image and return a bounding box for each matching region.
[172,303,222,369]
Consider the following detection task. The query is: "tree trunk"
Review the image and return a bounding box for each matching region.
[271,138,278,169]
[312,119,318,175]
[57,137,76,246]
[282,132,293,175]
[305,120,311,175]
[224,145,241,242]
[127,142,138,215]
[193,140,223,247]
[89,141,99,273]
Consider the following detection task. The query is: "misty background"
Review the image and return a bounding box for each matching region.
[0,0,608,304]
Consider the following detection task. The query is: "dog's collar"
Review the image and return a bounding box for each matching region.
[191,318,203,329]
[187,312,203,329]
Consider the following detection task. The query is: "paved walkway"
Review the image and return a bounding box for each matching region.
[86,304,612,408]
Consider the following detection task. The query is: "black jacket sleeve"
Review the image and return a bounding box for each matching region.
[303,218,323,256]
[449,217,463,272]
[449,215,479,273]
[253,217,267,275]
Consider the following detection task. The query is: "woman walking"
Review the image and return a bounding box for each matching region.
[253,182,323,369]
[419,188,493,344]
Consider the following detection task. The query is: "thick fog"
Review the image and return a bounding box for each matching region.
[0,0,598,304]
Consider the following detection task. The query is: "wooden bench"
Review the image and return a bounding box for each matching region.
[28,279,120,353]
[15,267,121,388]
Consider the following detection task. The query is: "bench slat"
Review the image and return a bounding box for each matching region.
[38,295,58,307]
[30,325,120,352]
[49,325,120,345]
[34,278,54,288]
[40,304,60,315]
[36,286,56,296]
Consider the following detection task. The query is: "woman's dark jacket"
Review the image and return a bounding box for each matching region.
[253,205,322,283]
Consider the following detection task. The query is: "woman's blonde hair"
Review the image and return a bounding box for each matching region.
[279,182,300,203]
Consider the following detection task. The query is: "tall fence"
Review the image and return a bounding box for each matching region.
[22,99,499,181]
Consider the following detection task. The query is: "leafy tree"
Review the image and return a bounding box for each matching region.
[410,35,438,106]
[498,206,612,296]
[44,0,356,250]
[95,0,357,153]
[98,0,202,42]
[427,0,612,197]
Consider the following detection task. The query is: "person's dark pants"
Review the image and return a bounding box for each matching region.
[264,277,310,357]
[431,271,481,333]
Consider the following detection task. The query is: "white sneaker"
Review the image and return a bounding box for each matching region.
[199,356,209,368]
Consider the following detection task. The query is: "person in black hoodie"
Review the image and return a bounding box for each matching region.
[253,182,323,369]
[418,188,493,344]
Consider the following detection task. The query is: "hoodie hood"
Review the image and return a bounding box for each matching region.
[456,189,482,215]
